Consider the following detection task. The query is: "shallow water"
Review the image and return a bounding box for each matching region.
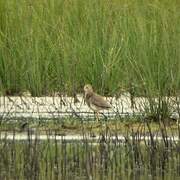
[1,132,179,142]
[0,96,179,119]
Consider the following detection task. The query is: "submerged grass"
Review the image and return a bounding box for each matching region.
[0,0,180,96]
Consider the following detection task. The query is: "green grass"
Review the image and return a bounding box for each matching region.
[0,0,180,96]
[0,123,179,179]
[0,138,179,179]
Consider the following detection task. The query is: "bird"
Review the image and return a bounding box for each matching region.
[84,84,111,121]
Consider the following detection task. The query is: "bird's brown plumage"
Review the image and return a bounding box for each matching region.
[84,84,111,112]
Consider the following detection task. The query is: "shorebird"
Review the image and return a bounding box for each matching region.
[84,84,111,121]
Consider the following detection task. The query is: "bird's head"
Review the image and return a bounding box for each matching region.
[84,84,93,93]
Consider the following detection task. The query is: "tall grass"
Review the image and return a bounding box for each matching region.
[0,131,179,179]
[0,0,179,96]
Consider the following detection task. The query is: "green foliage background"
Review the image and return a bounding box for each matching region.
[0,0,179,96]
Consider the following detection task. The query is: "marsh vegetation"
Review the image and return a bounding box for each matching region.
[0,126,179,180]
[0,0,180,179]
[0,0,179,96]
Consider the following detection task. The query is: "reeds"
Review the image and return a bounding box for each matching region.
[0,0,179,96]
[0,1,179,178]
[0,127,179,179]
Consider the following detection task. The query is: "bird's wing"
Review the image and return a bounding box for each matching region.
[90,93,111,109]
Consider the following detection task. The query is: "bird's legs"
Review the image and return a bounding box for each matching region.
[95,111,99,122]
[95,111,102,128]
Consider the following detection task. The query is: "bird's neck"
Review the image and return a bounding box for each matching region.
[85,91,93,99]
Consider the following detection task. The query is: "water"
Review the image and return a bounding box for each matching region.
[0,132,179,142]
[0,96,179,120]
